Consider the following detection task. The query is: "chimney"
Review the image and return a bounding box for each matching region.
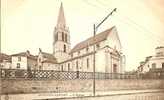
[26,50,30,56]
[39,48,42,53]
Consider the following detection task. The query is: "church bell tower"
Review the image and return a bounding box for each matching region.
[53,3,70,62]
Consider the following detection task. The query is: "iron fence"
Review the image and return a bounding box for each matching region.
[0,68,162,80]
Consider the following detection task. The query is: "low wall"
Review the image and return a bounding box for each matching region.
[1,79,164,94]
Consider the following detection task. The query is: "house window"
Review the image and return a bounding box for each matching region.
[113,64,117,73]
[64,44,66,52]
[152,63,156,69]
[162,63,164,69]
[68,63,70,71]
[18,56,21,61]
[87,58,89,69]
[17,63,20,68]
[62,32,64,41]
[76,61,79,71]
[65,34,67,42]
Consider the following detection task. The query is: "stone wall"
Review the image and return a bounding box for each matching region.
[1,79,164,94]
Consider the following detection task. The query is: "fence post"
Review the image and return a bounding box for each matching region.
[76,71,79,79]
[0,69,1,78]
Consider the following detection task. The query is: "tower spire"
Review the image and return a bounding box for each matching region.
[53,3,71,62]
[57,2,66,28]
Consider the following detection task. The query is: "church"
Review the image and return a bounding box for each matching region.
[37,3,125,73]
[0,3,125,74]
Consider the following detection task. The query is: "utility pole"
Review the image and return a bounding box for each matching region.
[93,8,117,96]
[93,24,96,96]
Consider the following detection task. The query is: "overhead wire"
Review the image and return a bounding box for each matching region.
[96,0,164,44]
[81,0,164,44]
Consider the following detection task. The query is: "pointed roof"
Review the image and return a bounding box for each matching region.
[38,49,57,63]
[57,3,66,27]
[12,51,37,61]
[41,52,57,63]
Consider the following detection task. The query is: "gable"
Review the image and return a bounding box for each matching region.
[70,26,115,53]
[106,27,122,51]
[38,51,57,64]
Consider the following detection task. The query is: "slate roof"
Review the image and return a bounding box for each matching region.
[41,52,57,63]
[57,3,66,27]
[0,53,11,62]
[70,26,115,53]
[12,52,37,60]
[42,59,57,64]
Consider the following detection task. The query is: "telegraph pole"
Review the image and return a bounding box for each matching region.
[93,8,117,96]
[93,24,96,96]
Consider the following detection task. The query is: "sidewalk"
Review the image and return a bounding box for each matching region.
[1,89,164,100]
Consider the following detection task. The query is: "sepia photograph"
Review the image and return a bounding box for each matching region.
[0,0,164,100]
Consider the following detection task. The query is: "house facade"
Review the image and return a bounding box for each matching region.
[138,46,164,73]
[37,48,60,70]
[11,50,37,70]
[0,53,11,69]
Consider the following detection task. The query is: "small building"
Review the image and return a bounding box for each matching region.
[11,50,37,70]
[0,53,11,69]
[37,48,59,70]
[137,46,164,74]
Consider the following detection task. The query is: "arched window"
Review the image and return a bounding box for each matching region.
[68,63,70,71]
[61,65,63,71]
[64,44,66,52]
[113,64,117,73]
[76,61,79,71]
[39,66,42,70]
[87,58,89,69]
[65,34,67,42]
[62,32,64,41]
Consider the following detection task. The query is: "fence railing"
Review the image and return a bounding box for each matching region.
[0,69,139,80]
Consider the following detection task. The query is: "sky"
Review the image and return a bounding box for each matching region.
[1,0,164,71]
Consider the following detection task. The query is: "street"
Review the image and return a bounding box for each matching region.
[1,89,164,100]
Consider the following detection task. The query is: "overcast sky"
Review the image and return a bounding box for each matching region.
[1,0,164,71]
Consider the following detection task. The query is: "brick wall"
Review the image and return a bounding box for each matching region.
[1,79,164,94]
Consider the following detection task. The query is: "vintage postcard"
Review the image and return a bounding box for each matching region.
[0,0,164,100]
